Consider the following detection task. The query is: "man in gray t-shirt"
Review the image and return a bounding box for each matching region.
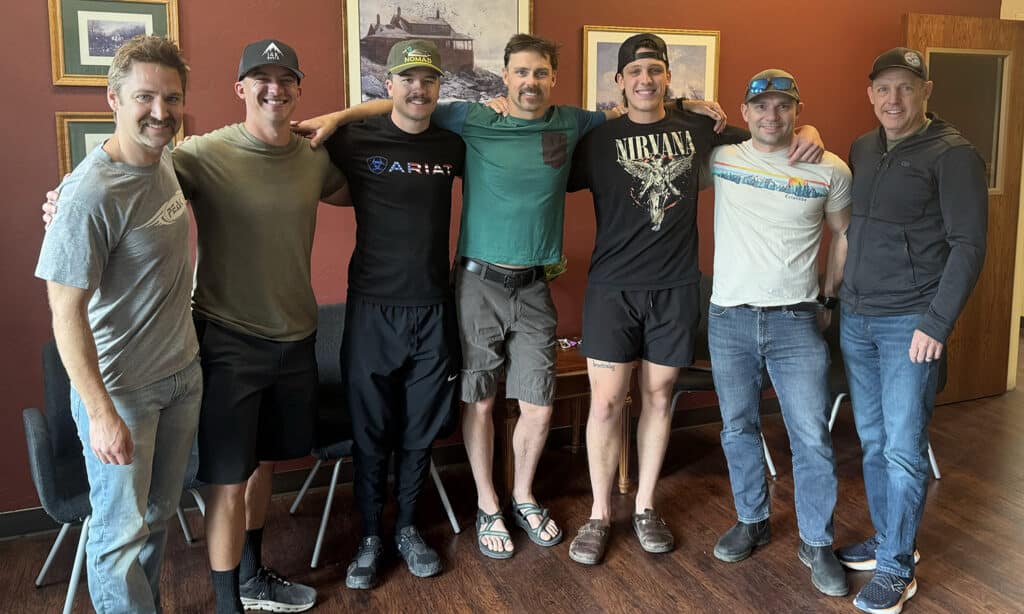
[34,36,201,614]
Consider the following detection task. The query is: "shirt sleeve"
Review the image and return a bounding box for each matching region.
[824,155,853,213]
[35,197,115,290]
[171,138,201,201]
[917,145,989,342]
[574,107,606,137]
[567,130,593,193]
[431,101,471,134]
[712,123,751,148]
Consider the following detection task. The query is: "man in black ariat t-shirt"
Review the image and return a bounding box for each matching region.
[564,33,824,566]
[320,40,465,590]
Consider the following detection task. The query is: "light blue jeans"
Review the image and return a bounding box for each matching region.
[71,358,201,614]
[709,304,838,546]
[840,305,939,578]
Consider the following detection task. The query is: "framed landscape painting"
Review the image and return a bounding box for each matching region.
[342,0,532,105]
[49,0,179,86]
[582,26,719,111]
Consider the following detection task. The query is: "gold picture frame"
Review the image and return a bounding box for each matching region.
[49,0,180,86]
[55,111,184,180]
[582,25,720,111]
[341,0,532,106]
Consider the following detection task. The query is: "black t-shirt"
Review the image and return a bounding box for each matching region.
[569,109,747,289]
[324,114,464,305]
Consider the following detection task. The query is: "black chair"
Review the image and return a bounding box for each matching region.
[669,275,778,478]
[288,303,459,568]
[824,306,942,479]
[22,341,204,614]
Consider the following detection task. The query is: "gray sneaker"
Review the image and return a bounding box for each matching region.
[239,567,316,613]
[396,526,442,578]
[346,536,384,590]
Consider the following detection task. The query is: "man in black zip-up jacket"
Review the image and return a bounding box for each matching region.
[836,47,987,614]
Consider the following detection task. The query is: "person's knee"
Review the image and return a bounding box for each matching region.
[588,394,623,423]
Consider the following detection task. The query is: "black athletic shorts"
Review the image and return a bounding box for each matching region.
[580,282,700,367]
[341,297,460,455]
[194,317,317,485]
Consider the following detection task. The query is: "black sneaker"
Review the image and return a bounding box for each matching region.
[395,526,442,578]
[836,536,921,571]
[798,541,849,597]
[853,571,917,614]
[239,567,316,613]
[346,536,384,590]
[713,519,770,563]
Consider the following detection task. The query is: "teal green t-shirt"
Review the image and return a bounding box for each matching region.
[432,102,605,266]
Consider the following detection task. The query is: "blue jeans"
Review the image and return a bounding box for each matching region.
[71,358,201,614]
[709,304,838,546]
[840,305,938,578]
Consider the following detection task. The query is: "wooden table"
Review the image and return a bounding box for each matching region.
[496,347,635,497]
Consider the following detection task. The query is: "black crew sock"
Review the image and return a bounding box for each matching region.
[239,528,264,583]
[211,567,242,614]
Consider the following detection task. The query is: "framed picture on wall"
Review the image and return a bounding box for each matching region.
[48,0,180,86]
[582,26,719,112]
[55,111,183,180]
[342,0,532,105]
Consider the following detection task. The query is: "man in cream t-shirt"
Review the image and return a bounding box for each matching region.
[706,69,852,598]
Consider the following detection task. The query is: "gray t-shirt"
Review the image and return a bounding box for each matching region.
[35,145,198,392]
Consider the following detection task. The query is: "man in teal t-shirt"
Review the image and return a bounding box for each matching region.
[296,33,725,560]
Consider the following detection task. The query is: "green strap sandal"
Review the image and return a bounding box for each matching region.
[476,508,514,560]
[511,497,563,547]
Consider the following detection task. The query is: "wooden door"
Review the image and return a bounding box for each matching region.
[905,14,1024,404]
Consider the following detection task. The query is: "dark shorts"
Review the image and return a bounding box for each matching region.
[194,317,317,485]
[580,283,700,367]
[341,297,460,452]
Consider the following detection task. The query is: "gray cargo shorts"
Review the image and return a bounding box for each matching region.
[454,263,557,406]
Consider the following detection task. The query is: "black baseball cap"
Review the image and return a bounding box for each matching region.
[869,47,928,80]
[237,39,304,81]
[617,33,669,75]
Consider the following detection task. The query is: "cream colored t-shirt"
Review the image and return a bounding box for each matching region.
[710,141,851,307]
[174,124,346,341]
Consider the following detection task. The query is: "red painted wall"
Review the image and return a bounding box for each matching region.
[0,0,1000,513]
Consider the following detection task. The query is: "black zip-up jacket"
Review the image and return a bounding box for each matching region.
[840,114,987,342]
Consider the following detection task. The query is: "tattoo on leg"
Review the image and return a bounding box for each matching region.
[591,361,616,371]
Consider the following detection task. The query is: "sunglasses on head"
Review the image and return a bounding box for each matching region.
[747,77,796,96]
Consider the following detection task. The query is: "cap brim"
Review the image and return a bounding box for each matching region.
[238,63,304,82]
[745,90,800,103]
[869,65,922,80]
[389,62,443,75]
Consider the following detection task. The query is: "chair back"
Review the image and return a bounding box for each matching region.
[22,341,91,524]
[313,303,353,452]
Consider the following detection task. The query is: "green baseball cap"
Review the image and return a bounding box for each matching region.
[386,39,443,75]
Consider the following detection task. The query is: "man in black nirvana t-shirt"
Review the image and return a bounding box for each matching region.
[322,40,464,590]
[565,33,823,566]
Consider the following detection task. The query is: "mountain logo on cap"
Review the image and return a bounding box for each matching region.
[404,46,433,65]
[904,51,922,67]
[262,42,283,61]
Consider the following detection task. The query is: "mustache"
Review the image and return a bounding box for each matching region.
[405,95,433,104]
[140,118,176,129]
[519,87,541,96]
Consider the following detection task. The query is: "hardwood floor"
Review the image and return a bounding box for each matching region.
[3,387,1022,612]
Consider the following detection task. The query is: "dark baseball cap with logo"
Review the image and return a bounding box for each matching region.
[386,39,443,75]
[237,39,304,81]
[744,68,801,103]
[617,33,669,75]
[869,47,928,80]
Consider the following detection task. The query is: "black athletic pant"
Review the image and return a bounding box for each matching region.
[340,297,460,537]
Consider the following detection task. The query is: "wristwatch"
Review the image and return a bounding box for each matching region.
[818,295,838,310]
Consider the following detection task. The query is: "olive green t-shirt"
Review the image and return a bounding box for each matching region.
[173,124,346,341]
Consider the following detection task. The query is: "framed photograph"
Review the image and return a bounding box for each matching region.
[55,112,183,180]
[48,0,180,86]
[342,0,532,105]
[582,26,719,111]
